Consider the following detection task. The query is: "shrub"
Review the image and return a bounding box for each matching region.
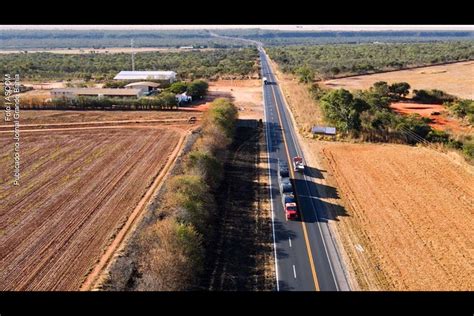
[168,81,188,94]
[427,129,451,143]
[187,150,223,189]
[361,109,397,131]
[169,175,214,235]
[186,80,209,99]
[446,99,474,120]
[296,66,314,83]
[204,98,239,139]
[412,89,456,104]
[136,218,203,291]
[396,114,433,142]
[463,141,474,158]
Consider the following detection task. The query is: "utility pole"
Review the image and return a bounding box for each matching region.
[131,39,135,71]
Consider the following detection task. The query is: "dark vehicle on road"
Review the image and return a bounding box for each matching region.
[278,160,289,178]
[280,178,293,194]
[282,192,295,205]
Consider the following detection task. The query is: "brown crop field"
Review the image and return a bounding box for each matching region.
[18,110,202,125]
[323,61,474,99]
[0,126,186,290]
[318,142,474,290]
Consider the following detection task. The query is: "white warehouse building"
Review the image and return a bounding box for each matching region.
[114,71,177,82]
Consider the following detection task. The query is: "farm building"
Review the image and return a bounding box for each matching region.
[51,88,144,99]
[124,81,161,94]
[114,71,177,82]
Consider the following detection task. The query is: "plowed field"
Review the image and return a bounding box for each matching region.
[0,127,182,290]
[320,142,474,290]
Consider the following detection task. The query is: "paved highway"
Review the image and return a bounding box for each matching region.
[260,48,350,291]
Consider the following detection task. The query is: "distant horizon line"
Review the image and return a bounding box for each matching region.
[1,25,473,31]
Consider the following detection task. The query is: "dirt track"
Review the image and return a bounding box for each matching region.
[0,127,184,290]
[319,142,474,290]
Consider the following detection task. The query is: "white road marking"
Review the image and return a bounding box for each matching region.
[262,57,280,292]
[289,237,292,247]
[268,72,343,290]
[293,265,297,279]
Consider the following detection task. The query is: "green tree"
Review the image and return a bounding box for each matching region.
[389,82,411,99]
[296,66,314,84]
[205,98,239,139]
[170,175,214,235]
[169,81,188,94]
[187,80,209,99]
[372,81,390,97]
[320,89,366,133]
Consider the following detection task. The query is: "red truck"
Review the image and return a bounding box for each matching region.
[285,202,298,220]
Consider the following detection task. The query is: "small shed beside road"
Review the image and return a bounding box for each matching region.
[311,126,337,135]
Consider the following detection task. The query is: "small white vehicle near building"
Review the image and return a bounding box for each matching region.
[176,92,192,104]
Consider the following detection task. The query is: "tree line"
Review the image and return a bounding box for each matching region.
[0,48,259,81]
[267,42,474,80]
[0,29,246,50]
[215,29,474,45]
[128,98,238,290]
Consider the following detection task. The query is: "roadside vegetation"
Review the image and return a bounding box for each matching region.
[267,42,474,80]
[103,98,238,290]
[308,81,473,160]
[0,48,259,81]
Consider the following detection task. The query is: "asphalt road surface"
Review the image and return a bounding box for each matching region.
[260,48,350,291]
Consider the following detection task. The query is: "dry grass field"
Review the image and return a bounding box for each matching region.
[0,124,190,290]
[317,142,474,290]
[324,61,474,99]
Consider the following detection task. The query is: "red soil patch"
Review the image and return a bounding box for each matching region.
[390,102,472,134]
